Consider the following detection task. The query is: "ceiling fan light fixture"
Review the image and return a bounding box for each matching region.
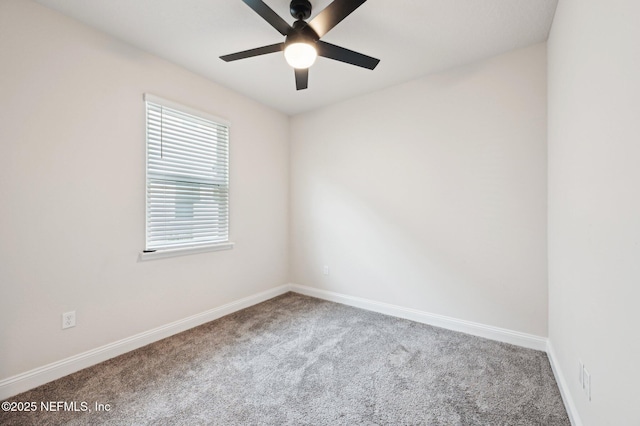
[220,0,380,90]
[284,42,317,69]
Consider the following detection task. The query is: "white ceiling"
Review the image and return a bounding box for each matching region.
[34,0,558,115]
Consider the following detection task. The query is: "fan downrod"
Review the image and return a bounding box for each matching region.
[290,0,312,20]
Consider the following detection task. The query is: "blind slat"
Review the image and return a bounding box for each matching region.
[147,122,229,141]
[148,125,229,150]
[147,104,229,133]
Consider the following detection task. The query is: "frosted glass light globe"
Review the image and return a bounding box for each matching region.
[284,42,317,69]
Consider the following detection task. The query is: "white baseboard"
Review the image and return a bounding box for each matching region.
[289,283,548,351]
[1,283,553,402]
[0,284,290,401]
[547,341,583,426]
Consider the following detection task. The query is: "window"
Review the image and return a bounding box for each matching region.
[143,94,232,258]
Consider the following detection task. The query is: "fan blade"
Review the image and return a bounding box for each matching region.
[295,68,309,90]
[220,43,284,62]
[316,41,379,70]
[308,0,368,38]
[242,0,292,35]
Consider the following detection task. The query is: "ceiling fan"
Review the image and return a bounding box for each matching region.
[220,0,380,90]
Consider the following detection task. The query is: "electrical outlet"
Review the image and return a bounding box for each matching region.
[578,359,584,388]
[323,265,330,275]
[583,367,591,401]
[62,311,76,329]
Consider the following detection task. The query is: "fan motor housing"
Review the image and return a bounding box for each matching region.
[286,19,319,46]
[290,0,312,20]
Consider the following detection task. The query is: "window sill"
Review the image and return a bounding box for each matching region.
[138,242,234,261]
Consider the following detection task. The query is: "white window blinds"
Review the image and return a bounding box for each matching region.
[145,94,230,251]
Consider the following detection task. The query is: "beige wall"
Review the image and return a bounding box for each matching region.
[547,0,640,424]
[0,0,289,380]
[290,44,548,336]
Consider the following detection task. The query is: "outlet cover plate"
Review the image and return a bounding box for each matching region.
[578,359,584,388]
[583,367,591,401]
[62,311,76,329]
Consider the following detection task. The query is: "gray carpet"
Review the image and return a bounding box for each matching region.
[1,292,570,425]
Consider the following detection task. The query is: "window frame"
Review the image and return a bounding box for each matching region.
[140,94,233,261]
